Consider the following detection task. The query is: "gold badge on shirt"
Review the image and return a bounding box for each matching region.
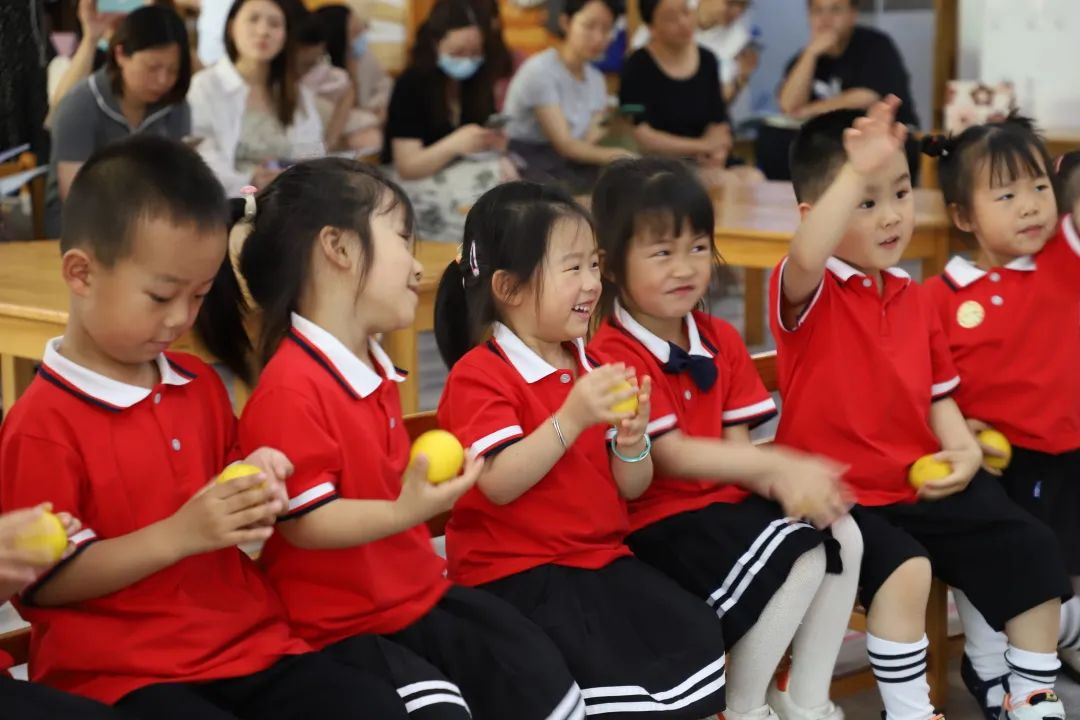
[956,300,985,329]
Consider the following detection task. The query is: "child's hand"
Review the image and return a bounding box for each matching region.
[612,376,652,457]
[559,364,638,438]
[764,449,851,529]
[242,447,294,523]
[168,475,283,556]
[395,453,482,528]
[0,505,67,599]
[917,447,981,501]
[965,418,1007,477]
[843,95,908,177]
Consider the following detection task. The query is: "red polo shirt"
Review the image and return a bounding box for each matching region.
[239,314,449,648]
[0,340,307,704]
[589,304,778,531]
[769,258,961,506]
[924,217,1080,454]
[437,323,632,587]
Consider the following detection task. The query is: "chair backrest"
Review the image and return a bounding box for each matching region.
[0,152,45,239]
[0,625,30,669]
[751,350,778,394]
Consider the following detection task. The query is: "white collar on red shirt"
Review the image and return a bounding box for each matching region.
[41,337,193,409]
[1065,214,1080,256]
[825,257,912,284]
[291,313,405,398]
[943,254,1036,288]
[491,322,592,384]
[613,300,712,363]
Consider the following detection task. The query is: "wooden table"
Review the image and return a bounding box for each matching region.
[0,240,460,417]
[712,181,953,345]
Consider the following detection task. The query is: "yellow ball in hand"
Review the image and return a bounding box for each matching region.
[410,430,465,484]
[14,511,68,563]
[977,429,1012,470]
[216,462,265,486]
[908,454,952,490]
[609,380,639,415]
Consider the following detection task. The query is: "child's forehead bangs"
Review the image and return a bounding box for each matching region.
[981,130,1049,189]
[632,172,715,240]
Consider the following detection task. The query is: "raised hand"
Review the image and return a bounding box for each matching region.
[843,95,908,177]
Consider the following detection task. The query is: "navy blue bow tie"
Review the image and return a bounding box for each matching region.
[662,343,717,392]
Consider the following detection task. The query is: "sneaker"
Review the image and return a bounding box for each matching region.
[767,674,843,720]
[719,708,779,720]
[999,690,1066,719]
[1059,646,1080,685]
[961,653,1008,720]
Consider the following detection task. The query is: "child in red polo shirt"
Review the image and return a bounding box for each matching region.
[233,159,584,720]
[0,505,125,719]
[0,136,411,719]
[921,117,1080,718]
[433,181,729,719]
[770,98,1069,720]
[588,157,862,720]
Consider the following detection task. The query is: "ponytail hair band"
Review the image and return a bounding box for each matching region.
[240,185,258,222]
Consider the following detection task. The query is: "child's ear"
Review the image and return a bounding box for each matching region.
[797,202,813,220]
[949,203,974,233]
[316,226,353,270]
[61,248,95,297]
[491,270,522,307]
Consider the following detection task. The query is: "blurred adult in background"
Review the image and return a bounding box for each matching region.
[46,5,192,235]
[632,0,757,108]
[0,0,50,159]
[503,0,632,193]
[620,0,761,186]
[188,0,324,193]
[382,0,512,242]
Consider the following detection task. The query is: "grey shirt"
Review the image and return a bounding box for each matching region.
[46,67,191,236]
[504,48,607,145]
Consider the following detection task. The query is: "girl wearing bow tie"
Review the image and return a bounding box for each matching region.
[589,157,862,720]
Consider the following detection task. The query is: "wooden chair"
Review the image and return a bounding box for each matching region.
[749,351,956,709]
[0,152,46,240]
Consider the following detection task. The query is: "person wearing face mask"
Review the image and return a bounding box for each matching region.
[45,4,192,236]
[188,0,325,194]
[382,0,514,242]
[315,0,393,128]
[502,0,633,193]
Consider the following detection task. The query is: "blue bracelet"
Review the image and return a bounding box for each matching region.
[609,433,652,463]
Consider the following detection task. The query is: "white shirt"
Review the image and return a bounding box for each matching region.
[187,57,325,194]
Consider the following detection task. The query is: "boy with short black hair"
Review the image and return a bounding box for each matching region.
[768,98,1070,720]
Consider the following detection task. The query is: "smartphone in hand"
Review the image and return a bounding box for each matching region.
[484,113,509,130]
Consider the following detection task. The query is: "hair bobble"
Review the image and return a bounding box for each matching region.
[240,185,258,222]
[920,134,954,160]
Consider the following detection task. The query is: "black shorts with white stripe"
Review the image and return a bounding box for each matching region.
[480,556,728,719]
[998,446,1080,576]
[326,586,583,720]
[852,471,1072,630]
[626,496,831,648]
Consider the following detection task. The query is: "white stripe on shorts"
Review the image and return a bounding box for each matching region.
[708,518,811,617]
[398,680,470,715]
[581,655,726,715]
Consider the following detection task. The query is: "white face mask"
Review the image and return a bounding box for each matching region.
[437,54,484,80]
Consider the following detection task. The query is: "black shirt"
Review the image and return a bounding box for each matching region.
[619,46,729,139]
[381,66,488,165]
[783,25,919,126]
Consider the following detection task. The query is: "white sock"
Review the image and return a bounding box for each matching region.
[727,546,826,714]
[1005,645,1059,701]
[866,633,935,720]
[788,513,862,710]
[954,589,1008,707]
[1058,596,1080,651]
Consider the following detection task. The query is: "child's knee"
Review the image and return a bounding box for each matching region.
[830,514,864,567]
[790,543,828,591]
[885,557,933,601]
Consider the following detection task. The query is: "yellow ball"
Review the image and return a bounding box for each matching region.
[978,429,1012,470]
[609,380,639,415]
[216,462,265,485]
[410,430,465,484]
[14,511,68,563]
[908,454,952,489]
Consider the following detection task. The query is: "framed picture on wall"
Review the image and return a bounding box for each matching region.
[944,80,1016,134]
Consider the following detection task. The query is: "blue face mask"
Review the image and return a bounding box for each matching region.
[437,54,483,80]
[351,33,368,58]
[97,37,110,53]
